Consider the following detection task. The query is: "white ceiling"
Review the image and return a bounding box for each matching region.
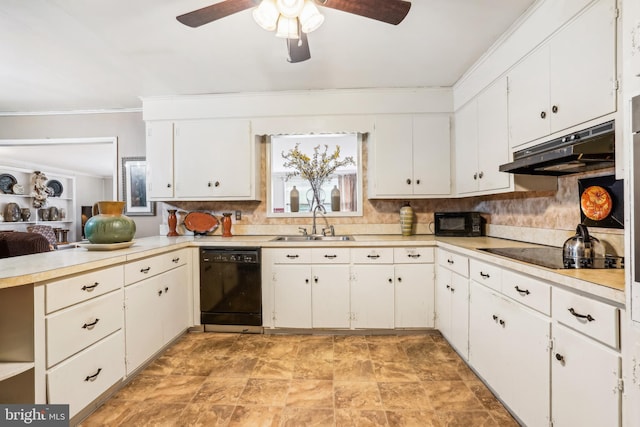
[0,0,537,114]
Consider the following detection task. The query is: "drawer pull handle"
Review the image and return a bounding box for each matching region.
[408,254,421,258]
[286,254,299,259]
[514,286,530,295]
[140,267,151,273]
[82,282,99,291]
[82,319,100,329]
[324,255,337,259]
[85,368,102,382]
[447,259,454,264]
[367,254,380,259]
[172,257,180,263]
[568,308,595,322]
[480,271,490,279]
[555,353,565,364]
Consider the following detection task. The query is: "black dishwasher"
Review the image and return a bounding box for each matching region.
[200,247,262,327]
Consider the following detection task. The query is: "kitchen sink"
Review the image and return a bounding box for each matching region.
[271,235,354,242]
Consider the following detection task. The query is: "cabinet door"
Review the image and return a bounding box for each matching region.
[371,115,414,196]
[124,277,164,374]
[449,272,469,359]
[412,115,451,195]
[508,46,550,147]
[311,265,350,328]
[477,78,510,192]
[469,282,504,390]
[174,119,252,198]
[273,264,312,328]
[146,121,175,199]
[549,0,617,134]
[552,324,621,427]
[394,264,434,328]
[500,297,551,427]
[454,99,479,195]
[160,266,190,343]
[351,265,395,329]
[435,267,452,339]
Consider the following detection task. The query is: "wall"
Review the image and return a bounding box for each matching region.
[0,112,161,238]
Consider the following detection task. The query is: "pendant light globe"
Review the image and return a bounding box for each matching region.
[299,0,324,33]
[253,0,279,31]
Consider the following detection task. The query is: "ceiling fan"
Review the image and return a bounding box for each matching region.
[177,0,412,63]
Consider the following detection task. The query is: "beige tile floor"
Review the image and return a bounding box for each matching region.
[80,332,520,426]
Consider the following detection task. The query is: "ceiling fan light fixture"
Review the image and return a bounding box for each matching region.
[253,0,279,31]
[299,0,324,33]
[276,16,299,38]
[276,0,305,19]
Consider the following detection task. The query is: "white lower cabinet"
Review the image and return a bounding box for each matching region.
[266,246,435,330]
[124,263,189,374]
[435,249,470,358]
[47,331,125,418]
[351,264,395,329]
[469,282,551,427]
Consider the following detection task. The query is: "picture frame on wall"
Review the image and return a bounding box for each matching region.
[122,156,156,216]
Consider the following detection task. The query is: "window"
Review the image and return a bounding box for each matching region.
[267,133,363,217]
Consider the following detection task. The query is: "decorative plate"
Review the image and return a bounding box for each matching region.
[580,185,612,221]
[0,173,17,194]
[12,184,24,195]
[46,179,63,197]
[78,241,135,251]
[184,211,219,235]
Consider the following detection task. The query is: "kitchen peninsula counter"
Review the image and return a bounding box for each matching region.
[0,234,624,304]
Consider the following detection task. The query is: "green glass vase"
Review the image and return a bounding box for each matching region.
[84,201,136,244]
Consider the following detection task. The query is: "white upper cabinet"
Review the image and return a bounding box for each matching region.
[369,114,451,198]
[146,118,259,201]
[455,78,511,195]
[508,0,617,148]
[146,121,175,199]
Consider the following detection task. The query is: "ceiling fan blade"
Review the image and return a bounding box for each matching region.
[287,32,311,63]
[318,0,411,25]
[177,0,257,28]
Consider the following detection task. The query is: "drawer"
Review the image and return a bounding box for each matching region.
[502,269,551,316]
[46,290,123,367]
[311,248,350,264]
[48,330,125,418]
[351,247,394,264]
[393,247,435,264]
[552,287,620,349]
[437,249,469,277]
[470,259,502,292]
[271,248,312,264]
[125,249,188,285]
[46,265,124,313]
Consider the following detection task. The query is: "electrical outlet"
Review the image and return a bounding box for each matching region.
[235,210,241,220]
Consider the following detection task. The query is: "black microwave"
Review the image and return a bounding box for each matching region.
[434,212,483,237]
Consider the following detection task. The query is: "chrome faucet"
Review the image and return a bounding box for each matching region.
[312,204,326,235]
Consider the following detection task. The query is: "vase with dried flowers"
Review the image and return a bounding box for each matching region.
[282,144,355,211]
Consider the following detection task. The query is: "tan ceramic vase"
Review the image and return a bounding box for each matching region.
[399,202,414,236]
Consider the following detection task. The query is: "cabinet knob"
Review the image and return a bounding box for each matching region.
[388,278,393,283]
[478,171,484,179]
[473,173,477,180]
[158,290,163,296]
[305,278,309,284]
[540,111,547,119]
[492,314,498,322]
[167,183,172,188]
[552,105,559,114]
[555,353,565,363]
[397,277,402,283]
[499,319,505,327]
[164,286,169,293]
[314,276,319,283]
[416,179,420,185]
[406,178,412,185]
[215,181,220,187]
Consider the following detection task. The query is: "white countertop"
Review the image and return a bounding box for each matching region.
[0,234,624,304]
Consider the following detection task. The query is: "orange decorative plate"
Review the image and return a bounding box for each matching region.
[184,211,219,234]
[580,185,612,221]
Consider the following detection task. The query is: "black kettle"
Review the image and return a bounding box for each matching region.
[562,224,605,268]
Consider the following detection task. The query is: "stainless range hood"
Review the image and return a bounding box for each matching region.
[499,120,615,176]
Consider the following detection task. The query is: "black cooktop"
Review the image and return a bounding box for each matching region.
[478,247,624,270]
